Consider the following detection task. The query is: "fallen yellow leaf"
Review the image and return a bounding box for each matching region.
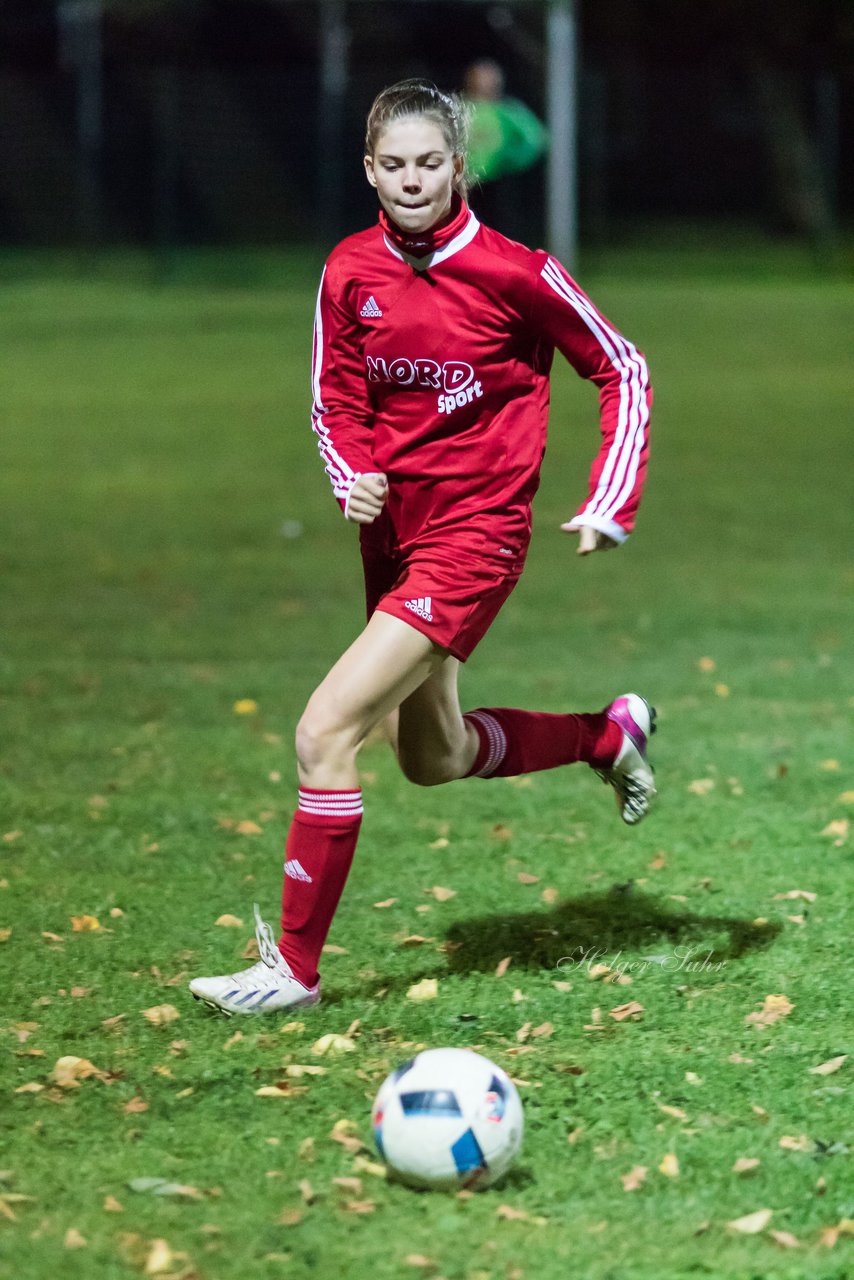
[609,1001,644,1022]
[70,915,101,932]
[688,779,715,796]
[808,1055,847,1076]
[51,1056,110,1088]
[656,1103,687,1120]
[697,656,716,672]
[329,1119,367,1154]
[517,872,540,885]
[63,1228,87,1249]
[144,1238,183,1275]
[424,886,456,902]
[214,914,243,928]
[772,889,817,902]
[531,1022,554,1038]
[495,1204,546,1224]
[331,1176,362,1194]
[495,956,512,978]
[311,1034,356,1057]
[141,1005,180,1026]
[373,898,397,909]
[779,1134,814,1152]
[726,1208,773,1234]
[732,1157,760,1175]
[406,978,438,1002]
[620,1165,648,1192]
[342,1199,375,1214]
[769,1229,800,1249]
[658,1152,680,1178]
[235,820,263,835]
[233,699,258,715]
[745,994,793,1027]
[122,1096,149,1115]
[821,818,849,839]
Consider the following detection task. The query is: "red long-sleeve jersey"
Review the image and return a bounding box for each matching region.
[311,208,650,547]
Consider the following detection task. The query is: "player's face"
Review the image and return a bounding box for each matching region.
[365,117,463,234]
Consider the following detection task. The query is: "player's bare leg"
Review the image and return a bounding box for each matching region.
[296,611,448,790]
[190,612,450,1015]
[393,657,479,785]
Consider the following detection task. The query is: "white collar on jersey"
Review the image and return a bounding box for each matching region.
[382,209,481,270]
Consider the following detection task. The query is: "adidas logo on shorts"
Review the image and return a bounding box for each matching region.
[404,596,433,622]
[359,295,383,318]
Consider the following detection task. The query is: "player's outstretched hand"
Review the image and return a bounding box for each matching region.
[560,522,618,556]
[346,472,389,524]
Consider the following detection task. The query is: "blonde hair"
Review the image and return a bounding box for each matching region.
[365,78,470,197]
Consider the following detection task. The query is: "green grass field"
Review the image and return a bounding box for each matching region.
[1,246,852,1280]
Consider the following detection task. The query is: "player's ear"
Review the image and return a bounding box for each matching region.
[452,153,465,186]
[364,155,378,188]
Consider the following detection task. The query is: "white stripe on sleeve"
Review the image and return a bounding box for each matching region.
[310,266,358,502]
[541,259,649,527]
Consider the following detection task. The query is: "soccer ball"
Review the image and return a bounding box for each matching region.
[371,1047,524,1190]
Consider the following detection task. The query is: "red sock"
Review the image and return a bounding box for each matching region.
[278,787,362,988]
[463,707,622,777]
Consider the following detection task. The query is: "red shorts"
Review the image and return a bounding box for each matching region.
[360,512,529,661]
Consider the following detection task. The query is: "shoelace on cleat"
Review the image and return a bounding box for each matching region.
[252,904,299,980]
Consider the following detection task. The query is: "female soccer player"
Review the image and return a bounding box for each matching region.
[190,80,654,1016]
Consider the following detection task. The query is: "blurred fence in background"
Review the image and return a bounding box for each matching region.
[0,0,850,252]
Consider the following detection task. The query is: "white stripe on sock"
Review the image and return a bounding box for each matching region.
[466,711,508,777]
[298,789,363,818]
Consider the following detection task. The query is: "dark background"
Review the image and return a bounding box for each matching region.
[0,0,851,249]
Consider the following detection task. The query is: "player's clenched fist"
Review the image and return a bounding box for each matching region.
[346,472,389,524]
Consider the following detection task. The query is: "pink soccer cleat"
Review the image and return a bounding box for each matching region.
[595,693,657,825]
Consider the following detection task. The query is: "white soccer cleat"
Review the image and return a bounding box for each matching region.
[188,904,320,1016]
[595,693,657,825]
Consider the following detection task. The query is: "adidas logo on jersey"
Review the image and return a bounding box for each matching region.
[359,295,383,318]
[404,596,434,622]
[284,858,313,883]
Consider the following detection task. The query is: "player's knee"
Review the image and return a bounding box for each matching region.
[295,705,353,774]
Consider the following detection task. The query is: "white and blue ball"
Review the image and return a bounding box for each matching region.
[371,1047,523,1190]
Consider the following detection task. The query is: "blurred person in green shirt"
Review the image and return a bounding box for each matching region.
[463,58,549,183]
